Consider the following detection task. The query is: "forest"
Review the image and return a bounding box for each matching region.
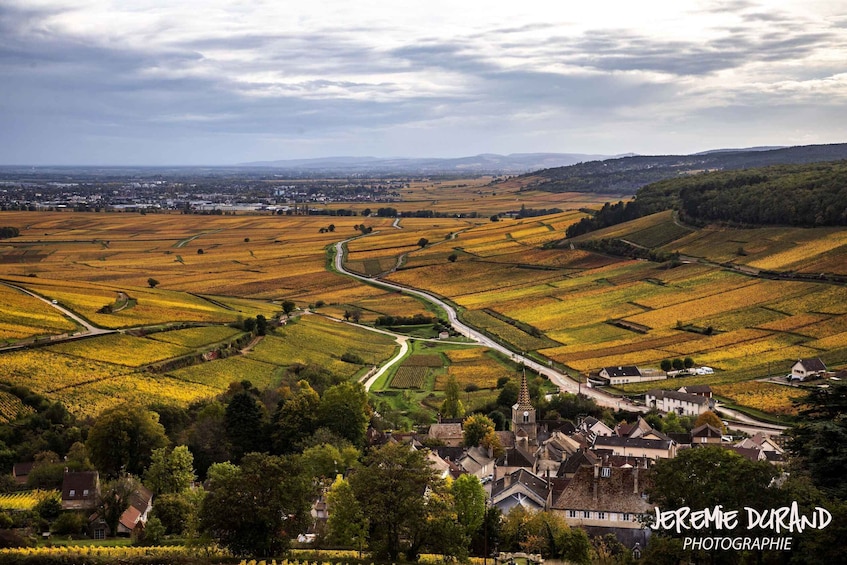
[565,160,847,238]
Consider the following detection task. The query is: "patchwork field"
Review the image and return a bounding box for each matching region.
[2,206,847,418]
[0,315,398,417]
[376,210,847,414]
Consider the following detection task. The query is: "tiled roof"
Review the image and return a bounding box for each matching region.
[602,366,641,378]
[61,471,99,501]
[593,436,673,450]
[691,424,723,438]
[646,389,709,405]
[492,469,549,502]
[797,358,827,372]
[552,465,652,514]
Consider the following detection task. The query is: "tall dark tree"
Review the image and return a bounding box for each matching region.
[255,314,268,336]
[271,384,320,453]
[186,401,231,479]
[225,391,267,461]
[281,300,296,315]
[200,453,314,557]
[788,380,847,499]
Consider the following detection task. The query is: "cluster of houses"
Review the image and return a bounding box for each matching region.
[11,466,153,539]
[362,373,788,552]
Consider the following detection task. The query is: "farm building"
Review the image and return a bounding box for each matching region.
[790,358,827,381]
[645,389,710,416]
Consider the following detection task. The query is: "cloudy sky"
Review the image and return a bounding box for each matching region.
[2,0,846,165]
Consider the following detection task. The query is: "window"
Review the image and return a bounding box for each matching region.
[568,510,577,518]
[600,467,611,478]
[583,511,590,518]
[83,489,89,496]
[598,512,606,520]
[623,513,631,521]
[94,528,105,540]
[69,490,75,497]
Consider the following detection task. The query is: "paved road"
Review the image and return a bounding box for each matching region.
[715,404,788,437]
[333,239,646,412]
[0,281,115,351]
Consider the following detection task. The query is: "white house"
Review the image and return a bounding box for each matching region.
[645,389,710,416]
[790,358,827,381]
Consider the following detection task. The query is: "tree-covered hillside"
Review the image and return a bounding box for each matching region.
[566,160,847,237]
[529,143,847,194]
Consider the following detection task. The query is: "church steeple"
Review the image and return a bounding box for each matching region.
[512,369,537,445]
[515,369,533,411]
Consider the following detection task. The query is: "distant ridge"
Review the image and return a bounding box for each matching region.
[237,153,615,174]
[523,143,847,194]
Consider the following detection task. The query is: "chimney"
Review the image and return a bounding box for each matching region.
[504,472,512,488]
[633,467,639,495]
[593,468,599,505]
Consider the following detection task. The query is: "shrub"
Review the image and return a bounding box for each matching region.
[52,511,86,535]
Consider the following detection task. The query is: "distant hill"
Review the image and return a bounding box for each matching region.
[237,153,614,174]
[524,143,847,194]
[565,160,847,238]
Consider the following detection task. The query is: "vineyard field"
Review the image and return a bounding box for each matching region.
[0,391,34,423]
[391,366,429,388]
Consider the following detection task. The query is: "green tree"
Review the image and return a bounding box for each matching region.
[96,475,142,538]
[422,486,468,562]
[500,507,590,563]
[282,300,296,315]
[255,314,268,335]
[139,515,166,545]
[671,358,684,370]
[147,278,159,288]
[151,492,193,535]
[225,391,267,462]
[200,453,314,557]
[271,383,320,453]
[497,379,519,408]
[441,374,465,419]
[448,253,458,262]
[787,380,847,499]
[326,476,368,557]
[647,446,779,531]
[186,401,232,479]
[660,359,672,372]
[87,405,169,477]
[349,442,440,561]
[463,414,496,448]
[144,445,195,495]
[301,442,360,480]
[683,356,695,369]
[317,382,371,448]
[417,237,429,248]
[34,491,62,521]
[452,474,486,535]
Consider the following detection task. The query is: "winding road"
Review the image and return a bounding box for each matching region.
[333,239,647,412]
[0,281,115,352]
[333,237,790,435]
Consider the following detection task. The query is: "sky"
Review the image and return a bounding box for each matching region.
[2,0,846,165]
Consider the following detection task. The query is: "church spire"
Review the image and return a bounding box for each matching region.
[516,368,533,410]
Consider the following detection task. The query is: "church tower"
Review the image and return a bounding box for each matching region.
[511,370,537,445]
